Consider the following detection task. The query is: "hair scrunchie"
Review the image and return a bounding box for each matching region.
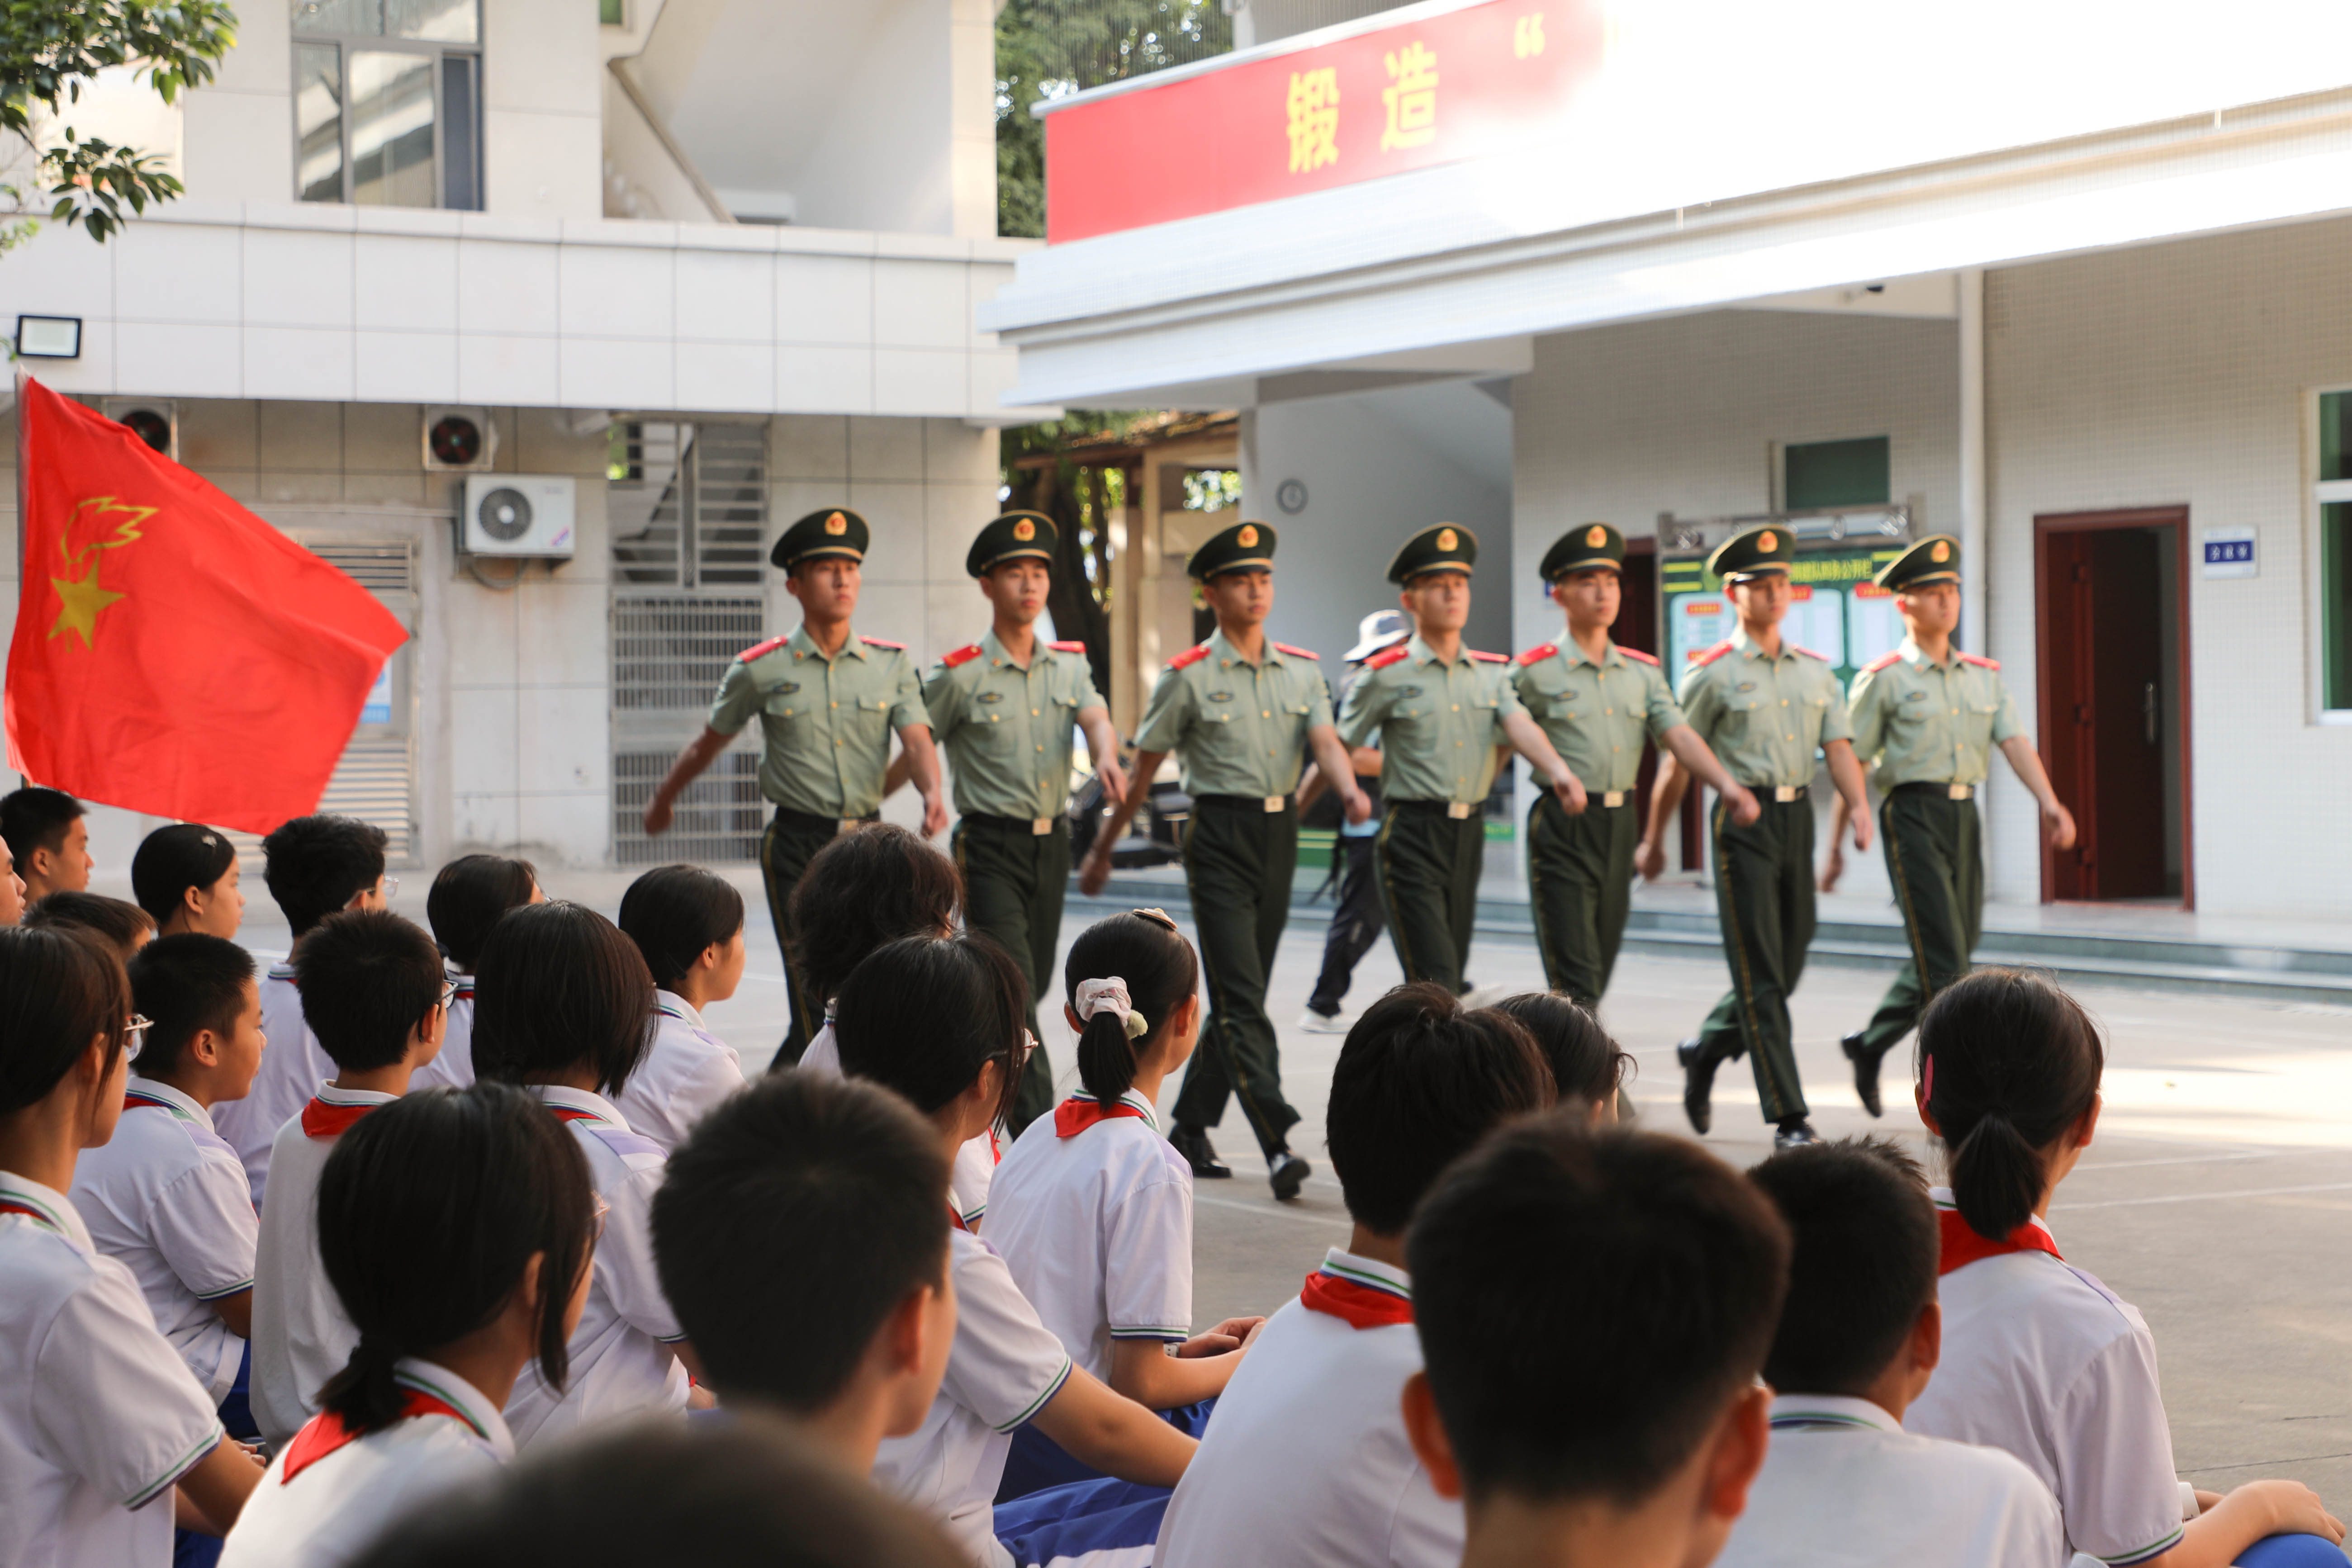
[1075,976,1150,1040]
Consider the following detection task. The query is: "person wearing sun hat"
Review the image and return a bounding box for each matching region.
[1825,533,2077,1118]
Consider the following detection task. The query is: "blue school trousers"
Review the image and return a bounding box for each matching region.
[994,1398,1214,1503]
[996,1477,1172,1568]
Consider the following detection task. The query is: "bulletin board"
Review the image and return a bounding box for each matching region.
[1657,511,1916,689]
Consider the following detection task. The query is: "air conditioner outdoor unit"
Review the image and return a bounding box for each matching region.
[103,398,176,461]
[422,407,497,471]
[461,474,576,559]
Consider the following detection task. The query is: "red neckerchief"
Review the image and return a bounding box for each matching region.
[1053,1095,1150,1139]
[990,1127,1002,1165]
[280,1388,466,1483]
[948,1202,970,1232]
[300,1097,376,1141]
[1298,1267,1414,1330]
[0,1199,53,1225]
[546,1106,600,1124]
[123,1091,178,1112]
[1938,1208,2063,1275]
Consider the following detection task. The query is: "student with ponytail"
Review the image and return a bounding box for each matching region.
[1906,968,2343,1568]
[221,1084,596,1568]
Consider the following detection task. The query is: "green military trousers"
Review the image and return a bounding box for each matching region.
[759,807,869,1067]
[954,814,1072,1138]
[1526,794,1638,1010]
[1855,787,1984,1060]
[1376,801,1487,995]
[1692,795,1815,1125]
[1171,796,1304,1158]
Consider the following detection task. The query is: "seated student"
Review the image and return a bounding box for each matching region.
[221,1084,595,1568]
[1906,970,2343,1568]
[789,826,988,1225]
[651,1071,956,1471]
[613,864,748,1151]
[214,816,390,1208]
[0,825,25,926]
[28,890,158,957]
[1155,983,1554,1568]
[987,910,1261,1501]
[1720,1137,2063,1568]
[250,911,448,1449]
[0,924,266,1568]
[1490,991,1629,1124]
[831,934,1196,1566]
[133,825,247,940]
[413,855,541,1092]
[348,1414,968,1568]
[472,900,700,1448]
[1403,1120,1788,1568]
[1,784,92,902]
[70,937,268,1436]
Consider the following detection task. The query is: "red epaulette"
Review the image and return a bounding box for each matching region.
[941,643,984,669]
[1365,645,1411,670]
[1517,643,1557,667]
[1958,651,2001,670]
[736,635,791,663]
[1791,645,1830,662]
[858,635,906,651]
[1273,641,1319,660]
[1468,649,1508,663]
[1167,644,1211,670]
[1047,640,1087,654]
[1617,647,1660,666]
[1689,641,1734,667]
[1860,651,1903,675]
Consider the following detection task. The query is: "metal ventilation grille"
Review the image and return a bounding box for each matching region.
[307,539,415,593]
[613,596,766,712]
[609,421,765,587]
[692,424,766,586]
[612,749,765,865]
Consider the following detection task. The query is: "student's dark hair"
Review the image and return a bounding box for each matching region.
[0,785,83,862]
[314,1084,594,1438]
[472,901,656,1096]
[262,814,389,936]
[620,865,747,992]
[787,825,962,1004]
[1328,983,1555,1235]
[426,854,540,972]
[0,925,131,1114]
[1062,910,1197,1104]
[834,933,1028,1127]
[293,910,446,1073]
[25,891,156,957]
[1409,1119,1790,1506]
[1916,967,2104,1243]
[654,1072,950,1411]
[347,1415,969,1568]
[1489,993,1631,1109]
[1748,1137,1936,1397]
[130,824,238,926]
[128,935,255,1081]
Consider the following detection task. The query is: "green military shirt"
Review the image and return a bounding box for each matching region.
[1675,624,1852,790]
[1512,637,1684,793]
[1849,638,2022,789]
[1337,633,1524,805]
[707,623,929,817]
[1133,626,1334,799]
[924,629,1104,820]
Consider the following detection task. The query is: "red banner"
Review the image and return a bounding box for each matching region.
[1043,0,1604,244]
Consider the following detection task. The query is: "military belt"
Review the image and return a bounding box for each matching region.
[1394,798,1479,820]
[774,807,881,836]
[1891,782,1974,801]
[965,811,1063,836]
[1195,793,1293,814]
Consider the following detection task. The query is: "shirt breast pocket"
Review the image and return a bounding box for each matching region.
[854,695,893,740]
[1965,698,2002,747]
[762,689,808,731]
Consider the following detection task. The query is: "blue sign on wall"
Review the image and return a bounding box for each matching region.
[2201,527,2256,579]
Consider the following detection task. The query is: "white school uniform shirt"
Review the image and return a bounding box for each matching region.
[408,963,476,1090]
[612,990,746,1152]
[984,1090,1193,1379]
[0,1172,226,1568]
[249,1086,392,1447]
[220,1357,511,1568]
[68,1076,260,1403]
[874,1222,1074,1567]
[503,1086,690,1449]
[1714,1393,2064,1568]
[1156,1249,1458,1568]
[213,964,332,1211]
[800,1016,997,1227]
[1906,1189,2186,1568]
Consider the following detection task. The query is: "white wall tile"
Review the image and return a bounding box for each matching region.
[676,248,776,343]
[515,686,611,792]
[457,332,560,405]
[243,327,356,399]
[513,581,611,687]
[675,341,775,415]
[244,229,356,328]
[447,687,522,795]
[514,791,610,866]
[450,793,521,850]
[873,348,966,415]
[0,224,116,320]
[769,416,850,482]
[356,331,459,403]
[456,240,561,336]
[181,90,293,204]
[848,415,926,482]
[873,258,971,349]
[116,323,242,396]
[356,234,460,331]
[481,109,603,223]
[776,256,873,346]
[558,243,674,339]
[113,223,242,325]
[778,345,872,413]
[560,336,673,408]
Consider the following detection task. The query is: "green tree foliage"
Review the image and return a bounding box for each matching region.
[996,0,1229,239]
[0,0,239,251]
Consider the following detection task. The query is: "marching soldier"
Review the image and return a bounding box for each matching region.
[1337,523,1583,999]
[1077,520,1368,1201]
[1513,522,1760,1009]
[1825,534,2077,1114]
[1639,524,1871,1149]
[641,507,945,1064]
[924,510,1128,1136]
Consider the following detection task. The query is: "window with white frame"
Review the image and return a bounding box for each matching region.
[293,0,482,210]
[2318,390,2352,714]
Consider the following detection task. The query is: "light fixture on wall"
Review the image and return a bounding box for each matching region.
[15,315,80,359]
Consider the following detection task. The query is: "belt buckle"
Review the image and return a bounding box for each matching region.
[1031,817,1053,835]
[1947,783,1973,801]
[835,818,858,836]
[1262,795,1284,814]
[1600,790,1626,809]
[1446,801,1472,820]
[1773,786,1800,804]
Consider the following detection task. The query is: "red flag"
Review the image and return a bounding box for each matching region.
[5,376,409,834]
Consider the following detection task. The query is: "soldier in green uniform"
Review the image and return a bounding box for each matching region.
[1824,534,2077,1115]
[1337,523,1582,1000]
[1513,522,1761,1009]
[1077,520,1367,1200]
[1638,524,1872,1150]
[641,506,945,1065]
[924,510,1127,1136]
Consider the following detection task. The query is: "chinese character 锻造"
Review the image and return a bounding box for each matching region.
[1287,68,1340,173]
[1381,42,1437,151]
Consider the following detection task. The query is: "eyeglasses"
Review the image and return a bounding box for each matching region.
[381,877,400,902]
[123,1014,153,1061]
[440,980,460,1009]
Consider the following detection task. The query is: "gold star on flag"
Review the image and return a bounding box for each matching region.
[50,560,124,647]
